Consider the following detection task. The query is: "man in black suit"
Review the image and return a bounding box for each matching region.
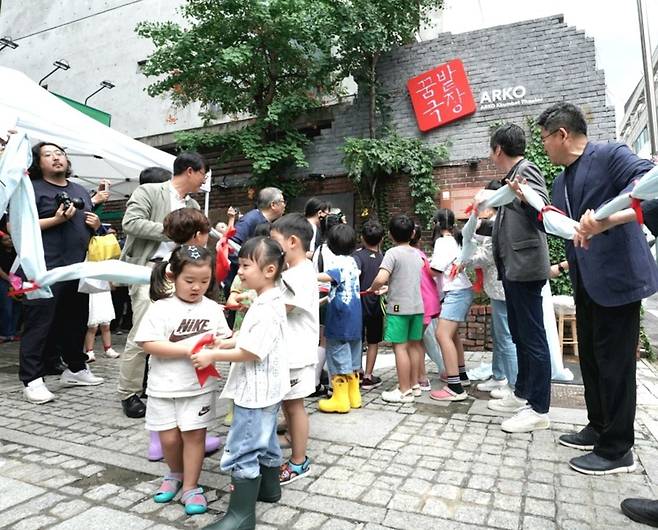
[541,102,658,476]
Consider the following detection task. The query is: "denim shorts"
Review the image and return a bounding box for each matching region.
[220,403,281,479]
[325,339,362,376]
[440,288,473,322]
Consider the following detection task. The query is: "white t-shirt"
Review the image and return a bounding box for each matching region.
[151,182,188,260]
[135,295,231,398]
[220,287,291,408]
[281,260,320,369]
[430,235,472,291]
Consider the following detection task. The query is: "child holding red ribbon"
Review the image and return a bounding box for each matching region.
[135,245,230,516]
[191,236,290,529]
[429,208,473,402]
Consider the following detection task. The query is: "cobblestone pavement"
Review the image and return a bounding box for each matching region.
[2,332,658,529]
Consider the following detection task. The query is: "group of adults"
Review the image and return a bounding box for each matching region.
[486,102,658,526]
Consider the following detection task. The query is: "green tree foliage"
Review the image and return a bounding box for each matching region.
[333,0,446,224]
[330,0,443,138]
[136,0,341,186]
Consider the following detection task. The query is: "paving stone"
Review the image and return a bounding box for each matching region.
[387,492,422,512]
[50,506,152,530]
[362,488,393,507]
[299,494,386,524]
[383,509,440,529]
[522,515,558,530]
[0,478,45,512]
[84,483,123,500]
[421,497,450,516]
[524,497,556,518]
[261,505,299,526]
[320,518,361,530]
[453,503,489,525]
[291,512,328,529]
[12,515,58,530]
[487,510,521,530]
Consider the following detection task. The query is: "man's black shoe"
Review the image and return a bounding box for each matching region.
[44,359,68,376]
[559,424,599,451]
[308,384,329,398]
[122,394,146,418]
[621,498,658,527]
[569,450,636,475]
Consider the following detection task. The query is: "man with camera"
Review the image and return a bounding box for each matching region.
[20,142,104,404]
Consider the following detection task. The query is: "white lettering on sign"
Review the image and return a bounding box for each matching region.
[478,85,541,111]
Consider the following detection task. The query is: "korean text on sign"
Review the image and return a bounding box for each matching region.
[407,59,476,132]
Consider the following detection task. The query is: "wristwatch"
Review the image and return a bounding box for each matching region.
[557,263,565,274]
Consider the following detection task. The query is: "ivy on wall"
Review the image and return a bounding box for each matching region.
[342,133,448,227]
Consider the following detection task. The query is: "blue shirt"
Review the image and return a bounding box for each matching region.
[231,208,268,246]
[324,255,362,341]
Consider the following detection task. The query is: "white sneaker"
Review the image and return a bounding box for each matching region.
[104,348,120,359]
[85,350,96,363]
[60,366,104,386]
[487,393,527,412]
[501,407,550,433]
[490,385,514,399]
[411,384,422,397]
[477,377,508,392]
[381,387,414,403]
[23,378,55,404]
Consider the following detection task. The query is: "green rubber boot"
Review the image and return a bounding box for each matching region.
[257,465,281,503]
[202,476,261,530]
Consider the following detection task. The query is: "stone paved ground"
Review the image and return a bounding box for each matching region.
[2,330,658,529]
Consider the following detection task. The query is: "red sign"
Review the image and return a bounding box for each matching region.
[407,59,476,132]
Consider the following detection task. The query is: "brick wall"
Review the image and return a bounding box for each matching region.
[459,305,493,351]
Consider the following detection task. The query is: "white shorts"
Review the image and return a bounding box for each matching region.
[284,365,316,400]
[145,393,216,432]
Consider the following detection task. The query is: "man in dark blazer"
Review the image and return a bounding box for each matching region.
[539,102,658,475]
[484,124,553,434]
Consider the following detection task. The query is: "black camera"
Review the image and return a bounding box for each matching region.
[55,192,85,212]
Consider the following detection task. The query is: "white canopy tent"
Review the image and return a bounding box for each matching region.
[0,66,175,200]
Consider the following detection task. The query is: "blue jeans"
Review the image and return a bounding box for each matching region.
[0,280,19,338]
[220,403,282,479]
[325,339,362,376]
[490,299,518,387]
[502,279,551,414]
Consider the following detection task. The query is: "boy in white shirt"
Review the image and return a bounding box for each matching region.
[271,213,319,484]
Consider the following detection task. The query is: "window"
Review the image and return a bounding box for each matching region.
[634,126,649,153]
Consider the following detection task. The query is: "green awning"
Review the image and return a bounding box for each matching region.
[53,93,111,126]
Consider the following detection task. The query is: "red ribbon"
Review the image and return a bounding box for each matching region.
[0,229,6,238]
[473,268,484,293]
[631,197,644,225]
[449,263,459,280]
[464,204,475,215]
[537,204,568,222]
[215,226,237,284]
[191,333,221,387]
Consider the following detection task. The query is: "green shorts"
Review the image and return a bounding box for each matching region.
[384,313,424,343]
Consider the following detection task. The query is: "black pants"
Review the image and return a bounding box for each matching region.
[575,281,640,460]
[503,278,551,414]
[19,280,88,384]
[223,261,239,328]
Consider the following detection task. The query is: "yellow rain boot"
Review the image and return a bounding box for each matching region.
[347,373,362,409]
[318,376,350,413]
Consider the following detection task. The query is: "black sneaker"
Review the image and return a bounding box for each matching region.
[620,498,658,527]
[559,424,599,451]
[361,375,382,390]
[121,394,146,418]
[308,384,329,398]
[44,359,68,376]
[569,450,636,476]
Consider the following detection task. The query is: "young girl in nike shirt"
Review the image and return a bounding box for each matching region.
[135,245,230,516]
[191,236,290,529]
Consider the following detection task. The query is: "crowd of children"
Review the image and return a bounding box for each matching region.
[132,196,501,530]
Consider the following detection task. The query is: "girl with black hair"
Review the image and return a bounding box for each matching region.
[135,245,230,516]
[429,208,474,402]
[191,236,291,530]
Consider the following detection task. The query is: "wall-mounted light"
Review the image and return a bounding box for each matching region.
[0,36,18,51]
[84,80,116,105]
[39,59,71,87]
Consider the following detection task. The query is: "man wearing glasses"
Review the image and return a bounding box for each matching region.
[223,187,286,320]
[538,102,658,476]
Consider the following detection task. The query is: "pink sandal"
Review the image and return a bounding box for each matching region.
[181,487,207,515]
[430,387,468,402]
